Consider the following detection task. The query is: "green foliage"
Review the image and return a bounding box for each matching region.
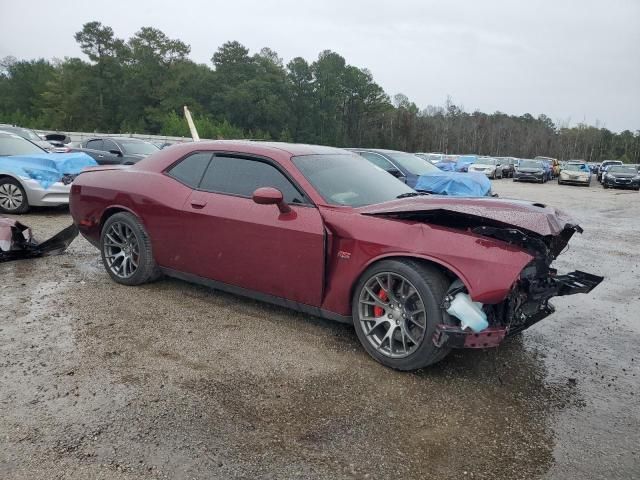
[0,21,638,162]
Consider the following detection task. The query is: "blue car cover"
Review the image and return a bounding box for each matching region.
[435,161,456,171]
[414,171,491,197]
[0,152,97,189]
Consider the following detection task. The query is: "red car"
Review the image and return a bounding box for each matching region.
[70,141,602,370]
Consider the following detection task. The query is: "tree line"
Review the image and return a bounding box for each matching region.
[1,21,638,162]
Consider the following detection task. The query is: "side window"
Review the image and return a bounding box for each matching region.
[167,152,213,188]
[358,152,396,171]
[200,156,305,204]
[102,139,119,152]
[86,139,103,151]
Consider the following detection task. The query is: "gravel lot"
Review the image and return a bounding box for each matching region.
[1,178,638,479]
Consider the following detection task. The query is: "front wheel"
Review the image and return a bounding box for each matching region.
[0,177,29,214]
[352,259,451,370]
[100,212,161,286]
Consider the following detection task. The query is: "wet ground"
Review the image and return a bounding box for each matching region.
[1,179,638,479]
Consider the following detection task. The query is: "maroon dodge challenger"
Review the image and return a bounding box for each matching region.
[70,141,602,370]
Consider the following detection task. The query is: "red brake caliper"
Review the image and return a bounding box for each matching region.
[373,289,388,317]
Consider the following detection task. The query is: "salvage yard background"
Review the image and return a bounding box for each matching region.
[1,180,638,479]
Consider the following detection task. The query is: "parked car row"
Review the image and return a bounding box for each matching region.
[0,135,607,369]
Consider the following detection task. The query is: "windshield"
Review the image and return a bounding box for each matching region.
[474,158,496,165]
[519,160,543,169]
[565,163,588,172]
[0,135,47,156]
[292,154,414,207]
[602,161,622,167]
[609,166,637,174]
[119,140,159,155]
[385,152,439,175]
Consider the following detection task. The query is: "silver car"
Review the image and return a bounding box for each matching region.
[0,132,86,214]
[468,157,504,179]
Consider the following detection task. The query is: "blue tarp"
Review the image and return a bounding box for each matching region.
[0,152,97,189]
[455,155,477,172]
[414,171,492,197]
[435,161,456,171]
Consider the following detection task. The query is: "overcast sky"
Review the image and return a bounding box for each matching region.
[1,0,638,132]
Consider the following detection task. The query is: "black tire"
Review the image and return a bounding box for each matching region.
[513,178,518,182]
[603,183,608,189]
[100,212,161,286]
[352,259,452,370]
[0,177,29,214]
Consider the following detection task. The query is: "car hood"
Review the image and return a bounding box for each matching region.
[516,167,543,173]
[0,153,97,188]
[468,164,495,169]
[562,170,590,176]
[358,196,578,237]
[608,173,636,178]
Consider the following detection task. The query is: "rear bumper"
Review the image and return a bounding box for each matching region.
[433,270,603,349]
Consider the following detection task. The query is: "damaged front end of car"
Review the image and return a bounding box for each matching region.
[360,197,604,349]
[433,223,603,349]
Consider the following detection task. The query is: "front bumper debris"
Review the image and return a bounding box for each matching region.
[433,325,507,349]
[433,270,603,349]
[0,217,78,263]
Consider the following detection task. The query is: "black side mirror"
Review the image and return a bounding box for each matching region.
[109,149,123,157]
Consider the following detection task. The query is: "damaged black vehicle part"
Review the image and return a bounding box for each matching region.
[0,218,78,263]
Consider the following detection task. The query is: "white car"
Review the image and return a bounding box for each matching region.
[0,131,96,214]
[468,157,504,179]
[558,161,591,186]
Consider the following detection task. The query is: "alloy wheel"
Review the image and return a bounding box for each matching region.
[0,183,23,211]
[103,221,140,279]
[357,272,427,358]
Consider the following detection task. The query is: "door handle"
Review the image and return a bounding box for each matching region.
[98,154,104,158]
[190,199,207,209]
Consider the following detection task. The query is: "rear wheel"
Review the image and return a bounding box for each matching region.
[100,212,161,286]
[352,259,452,370]
[0,177,29,214]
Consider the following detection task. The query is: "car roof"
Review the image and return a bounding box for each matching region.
[193,140,350,156]
[86,136,151,142]
[346,148,407,155]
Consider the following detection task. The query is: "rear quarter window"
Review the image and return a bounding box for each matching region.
[167,152,213,188]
